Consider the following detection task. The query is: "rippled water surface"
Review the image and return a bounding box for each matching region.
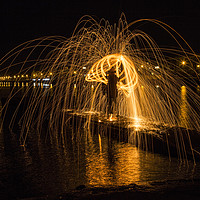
[1,127,200,198]
[0,86,200,199]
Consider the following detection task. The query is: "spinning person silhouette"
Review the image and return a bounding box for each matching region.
[107,67,119,114]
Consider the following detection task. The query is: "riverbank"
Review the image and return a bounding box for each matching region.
[5,179,198,200]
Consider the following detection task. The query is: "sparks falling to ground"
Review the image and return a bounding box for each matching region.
[0,14,200,161]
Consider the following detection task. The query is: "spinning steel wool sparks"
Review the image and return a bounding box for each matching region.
[86,54,138,97]
[1,14,200,161]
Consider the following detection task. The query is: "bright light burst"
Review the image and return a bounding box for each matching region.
[0,14,200,161]
[86,54,138,97]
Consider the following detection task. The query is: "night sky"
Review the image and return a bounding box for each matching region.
[1,0,200,58]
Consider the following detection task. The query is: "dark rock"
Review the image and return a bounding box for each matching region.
[76,185,86,190]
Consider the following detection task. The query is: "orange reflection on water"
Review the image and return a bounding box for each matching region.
[85,134,141,187]
[197,85,200,94]
[85,134,111,186]
[113,144,140,185]
[179,86,189,128]
[129,117,142,131]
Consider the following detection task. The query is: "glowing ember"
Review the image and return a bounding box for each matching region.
[109,114,114,121]
[86,54,138,97]
[1,14,200,161]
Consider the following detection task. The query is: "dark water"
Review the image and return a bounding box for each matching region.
[1,128,200,199]
[1,86,200,199]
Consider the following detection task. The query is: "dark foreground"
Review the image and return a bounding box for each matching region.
[1,89,200,200]
[2,179,199,200]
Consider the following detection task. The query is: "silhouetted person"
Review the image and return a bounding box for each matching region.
[107,68,119,114]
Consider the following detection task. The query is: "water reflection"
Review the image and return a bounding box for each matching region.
[1,86,200,199]
[0,81,52,88]
[197,85,200,94]
[85,132,141,186]
[1,125,200,199]
[84,132,199,187]
[179,86,189,128]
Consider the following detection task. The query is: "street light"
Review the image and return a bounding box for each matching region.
[182,61,186,65]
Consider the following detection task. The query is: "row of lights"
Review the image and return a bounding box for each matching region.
[1,61,199,81]
[140,61,200,69]
[33,72,53,77]
[0,76,12,80]
[140,65,160,69]
[14,75,29,78]
[181,60,200,68]
[141,85,160,88]
[0,75,29,80]
[0,72,53,80]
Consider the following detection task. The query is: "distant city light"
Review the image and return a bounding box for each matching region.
[43,83,50,87]
[42,78,50,81]
[182,61,186,65]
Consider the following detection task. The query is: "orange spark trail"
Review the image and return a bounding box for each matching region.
[86,54,138,97]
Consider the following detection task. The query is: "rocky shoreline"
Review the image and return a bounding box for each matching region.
[4,179,199,200]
